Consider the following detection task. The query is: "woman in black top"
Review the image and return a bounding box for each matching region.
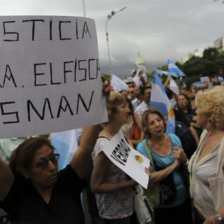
[0,80,110,224]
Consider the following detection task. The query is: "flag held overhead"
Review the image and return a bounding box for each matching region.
[150,72,175,134]
[168,60,186,77]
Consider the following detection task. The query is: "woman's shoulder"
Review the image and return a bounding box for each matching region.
[167,133,181,145]
[92,136,110,160]
[136,139,149,157]
[167,133,179,139]
[137,139,147,147]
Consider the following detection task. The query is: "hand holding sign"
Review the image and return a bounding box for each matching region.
[103,132,150,189]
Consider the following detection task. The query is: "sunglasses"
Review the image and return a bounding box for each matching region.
[33,153,60,170]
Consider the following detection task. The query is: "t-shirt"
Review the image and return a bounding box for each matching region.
[92,136,133,220]
[135,101,149,119]
[1,165,85,224]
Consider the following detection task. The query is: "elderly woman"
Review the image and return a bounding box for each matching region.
[90,92,136,224]
[137,108,192,224]
[188,86,224,224]
[0,79,110,224]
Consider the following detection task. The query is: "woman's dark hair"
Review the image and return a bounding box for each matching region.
[166,88,173,100]
[177,93,192,111]
[140,85,151,96]
[9,137,54,177]
[141,108,166,138]
[126,97,137,124]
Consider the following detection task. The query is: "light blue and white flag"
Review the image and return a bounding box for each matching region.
[192,81,204,87]
[156,69,177,77]
[169,78,180,95]
[150,72,175,133]
[51,129,82,170]
[110,74,129,92]
[218,76,224,83]
[168,60,186,77]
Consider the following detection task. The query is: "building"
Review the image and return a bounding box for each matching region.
[181,48,204,64]
[214,37,224,52]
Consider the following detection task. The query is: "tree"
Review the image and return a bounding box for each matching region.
[203,47,218,61]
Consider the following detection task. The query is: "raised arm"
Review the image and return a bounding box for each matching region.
[0,158,14,201]
[70,78,110,180]
[70,125,102,180]
[163,75,172,89]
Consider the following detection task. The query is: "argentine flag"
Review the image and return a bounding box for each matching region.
[168,59,186,77]
[110,74,128,92]
[150,72,175,133]
[156,69,176,78]
[51,129,80,170]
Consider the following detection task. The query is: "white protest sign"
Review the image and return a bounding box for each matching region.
[0,16,108,138]
[103,132,150,189]
[200,76,210,82]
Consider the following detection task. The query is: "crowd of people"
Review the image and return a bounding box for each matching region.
[0,70,224,224]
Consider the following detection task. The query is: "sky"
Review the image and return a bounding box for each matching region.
[0,0,224,78]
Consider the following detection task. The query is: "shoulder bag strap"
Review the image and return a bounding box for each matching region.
[142,141,156,171]
[98,136,110,141]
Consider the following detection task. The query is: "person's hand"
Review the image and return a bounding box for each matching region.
[101,76,110,100]
[203,215,219,224]
[173,147,187,164]
[173,158,181,167]
[145,167,151,177]
[129,179,137,186]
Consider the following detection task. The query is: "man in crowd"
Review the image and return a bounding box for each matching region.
[135,85,151,119]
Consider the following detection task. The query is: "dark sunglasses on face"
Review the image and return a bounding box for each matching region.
[33,153,60,170]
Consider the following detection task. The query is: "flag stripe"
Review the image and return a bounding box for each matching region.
[150,72,175,133]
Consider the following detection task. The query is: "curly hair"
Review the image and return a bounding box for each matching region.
[141,108,166,138]
[106,92,127,122]
[195,86,224,129]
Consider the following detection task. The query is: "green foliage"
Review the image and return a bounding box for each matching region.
[180,47,224,86]
[181,75,201,88]
[156,47,224,87]
[159,64,168,71]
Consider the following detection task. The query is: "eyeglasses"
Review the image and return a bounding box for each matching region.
[127,91,134,94]
[33,153,60,170]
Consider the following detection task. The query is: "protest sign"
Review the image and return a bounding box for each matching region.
[103,132,150,189]
[200,76,210,82]
[0,16,108,138]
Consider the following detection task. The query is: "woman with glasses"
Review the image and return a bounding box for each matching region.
[0,80,111,224]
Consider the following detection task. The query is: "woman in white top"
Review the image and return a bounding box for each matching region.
[91,92,136,224]
[187,86,224,224]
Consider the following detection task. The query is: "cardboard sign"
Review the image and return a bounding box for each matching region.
[103,132,150,189]
[200,76,210,82]
[0,16,108,138]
